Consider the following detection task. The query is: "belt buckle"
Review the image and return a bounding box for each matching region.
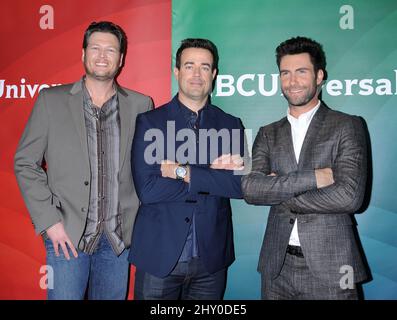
[287,245,304,258]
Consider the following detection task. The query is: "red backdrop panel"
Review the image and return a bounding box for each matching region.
[0,0,171,299]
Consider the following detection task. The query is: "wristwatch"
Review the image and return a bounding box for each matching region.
[175,164,187,180]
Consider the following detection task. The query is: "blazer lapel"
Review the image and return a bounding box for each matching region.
[118,87,132,170]
[298,103,328,169]
[68,81,90,168]
[167,97,188,162]
[280,118,298,172]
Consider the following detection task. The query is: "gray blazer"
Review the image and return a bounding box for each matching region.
[14,80,152,249]
[242,104,369,286]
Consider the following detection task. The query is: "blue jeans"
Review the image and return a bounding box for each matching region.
[45,234,129,300]
[134,257,226,300]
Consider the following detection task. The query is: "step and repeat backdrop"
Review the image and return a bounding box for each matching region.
[172,0,397,299]
[1,0,396,299]
[0,0,171,299]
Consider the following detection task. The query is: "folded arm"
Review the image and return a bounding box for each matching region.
[131,113,193,205]
[241,126,317,205]
[283,117,367,214]
[132,115,246,203]
[188,117,245,199]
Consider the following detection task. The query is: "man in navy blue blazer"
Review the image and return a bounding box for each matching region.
[129,38,246,300]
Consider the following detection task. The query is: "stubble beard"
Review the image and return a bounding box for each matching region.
[282,80,320,107]
[84,66,119,82]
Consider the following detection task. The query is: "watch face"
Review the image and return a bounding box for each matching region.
[176,166,187,178]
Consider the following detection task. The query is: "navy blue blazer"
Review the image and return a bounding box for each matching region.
[128,95,244,278]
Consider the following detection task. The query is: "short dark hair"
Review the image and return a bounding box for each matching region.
[276,36,327,80]
[175,38,219,71]
[83,21,127,56]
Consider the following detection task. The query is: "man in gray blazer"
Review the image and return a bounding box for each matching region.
[242,36,369,300]
[14,21,152,299]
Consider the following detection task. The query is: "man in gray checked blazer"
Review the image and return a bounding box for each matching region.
[14,21,152,299]
[242,36,369,300]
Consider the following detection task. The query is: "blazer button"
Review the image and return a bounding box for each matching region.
[84,181,89,186]
[289,218,295,224]
[185,217,190,223]
[81,207,87,212]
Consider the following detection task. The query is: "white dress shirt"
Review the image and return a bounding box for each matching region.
[287,101,320,246]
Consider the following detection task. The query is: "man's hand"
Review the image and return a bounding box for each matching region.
[161,160,177,179]
[161,160,190,183]
[46,222,78,260]
[315,168,334,188]
[210,154,244,170]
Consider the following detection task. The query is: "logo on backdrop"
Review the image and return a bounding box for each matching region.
[0,78,61,99]
[214,70,397,98]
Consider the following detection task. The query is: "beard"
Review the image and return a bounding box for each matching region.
[282,80,320,107]
[83,57,120,82]
[84,65,120,81]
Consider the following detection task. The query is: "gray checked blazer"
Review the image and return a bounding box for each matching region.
[242,103,369,286]
[14,80,152,249]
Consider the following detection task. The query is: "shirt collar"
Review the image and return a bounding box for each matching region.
[287,101,321,126]
[81,77,118,113]
[176,94,209,120]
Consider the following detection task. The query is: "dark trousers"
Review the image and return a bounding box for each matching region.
[134,257,226,300]
[261,252,359,300]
